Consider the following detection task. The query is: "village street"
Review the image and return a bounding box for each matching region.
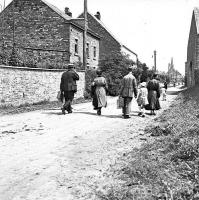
[0,87,182,200]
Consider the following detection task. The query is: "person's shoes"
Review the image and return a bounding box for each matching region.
[141,114,145,117]
[124,115,131,119]
[68,110,72,114]
[61,108,66,115]
[97,109,101,115]
[138,112,142,116]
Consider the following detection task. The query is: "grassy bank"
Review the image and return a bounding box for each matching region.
[0,97,91,115]
[98,86,199,200]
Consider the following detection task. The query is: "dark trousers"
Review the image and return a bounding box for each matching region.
[63,91,75,112]
[122,97,132,116]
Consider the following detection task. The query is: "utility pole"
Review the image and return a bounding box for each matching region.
[12,0,15,47]
[83,0,88,70]
[154,50,156,72]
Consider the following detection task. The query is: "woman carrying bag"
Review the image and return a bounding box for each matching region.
[91,69,108,115]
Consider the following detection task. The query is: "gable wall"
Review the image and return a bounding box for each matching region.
[79,13,121,60]
[186,12,198,87]
[0,0,72,68]
[69,24,99,69]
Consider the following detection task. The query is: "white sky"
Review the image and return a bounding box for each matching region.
[2,0,199,75]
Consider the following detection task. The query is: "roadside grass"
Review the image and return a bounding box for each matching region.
[97,86,199,200]
[0,97,91,115]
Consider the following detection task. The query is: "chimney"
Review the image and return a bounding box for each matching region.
[94,11,101,20]
[65,7,72,17]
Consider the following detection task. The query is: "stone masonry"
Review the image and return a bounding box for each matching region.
[186,8,199,87]
[0,65,85,107]
[0,0,99,69]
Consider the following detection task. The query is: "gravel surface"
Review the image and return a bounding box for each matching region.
[0,87,182,200]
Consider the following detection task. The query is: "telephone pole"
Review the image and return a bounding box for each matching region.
[154,50,157,72]
[83,0,88,70]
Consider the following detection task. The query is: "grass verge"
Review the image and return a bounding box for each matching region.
[0,97,91,115]
[97,86,199,200]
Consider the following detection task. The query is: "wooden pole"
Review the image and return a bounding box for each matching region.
[154,50,156,72]
[83,0,88,70]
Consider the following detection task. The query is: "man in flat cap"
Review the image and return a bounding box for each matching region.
[60,63,79,114]
[120,65,138,118]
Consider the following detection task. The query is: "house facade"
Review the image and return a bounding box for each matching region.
[185,7,199,87]
[0,0,100,69]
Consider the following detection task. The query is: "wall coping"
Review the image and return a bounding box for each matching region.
[0,65,85,72]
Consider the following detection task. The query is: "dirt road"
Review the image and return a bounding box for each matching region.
[0,87,182,200]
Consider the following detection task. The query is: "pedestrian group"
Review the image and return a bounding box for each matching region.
[59,63,167,118]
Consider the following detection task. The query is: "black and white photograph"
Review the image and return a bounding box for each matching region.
[0,0,198,199]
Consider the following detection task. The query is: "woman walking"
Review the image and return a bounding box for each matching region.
[147,73,161,115]
[91,69,108,115]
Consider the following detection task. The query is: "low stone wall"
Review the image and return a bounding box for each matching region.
[0,65,85,107]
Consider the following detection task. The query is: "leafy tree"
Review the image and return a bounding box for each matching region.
[99,51,135,96]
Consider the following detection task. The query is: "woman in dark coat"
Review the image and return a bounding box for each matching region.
[147,73,161,115]
[91,69,108,115]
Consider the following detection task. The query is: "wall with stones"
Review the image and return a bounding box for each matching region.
[186,12,197,87]
[0,0,71,68]
[0,65,85,107]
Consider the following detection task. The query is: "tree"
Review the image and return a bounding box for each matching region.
[99,51,135,96]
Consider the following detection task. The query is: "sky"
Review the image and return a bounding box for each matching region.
[2,0,199,75]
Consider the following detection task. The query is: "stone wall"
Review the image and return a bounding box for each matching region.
[0,65,85,107]
[186,11,197,87]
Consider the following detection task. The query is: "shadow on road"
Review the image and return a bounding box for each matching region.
[42,110,141,118]
[72,111,123,118]
[166,90,182,95]
[42,111,63,115]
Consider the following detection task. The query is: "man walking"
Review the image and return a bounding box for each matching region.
[120,65,138,119]
[60,63,79,114]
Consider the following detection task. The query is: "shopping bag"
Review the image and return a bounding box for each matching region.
[117,96,124,109]
[57,91,64,102]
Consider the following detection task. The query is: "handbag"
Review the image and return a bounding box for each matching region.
[57,91,64,102]
[117,96,124,109]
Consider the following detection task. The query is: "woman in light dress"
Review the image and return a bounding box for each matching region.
[91,69,108,115]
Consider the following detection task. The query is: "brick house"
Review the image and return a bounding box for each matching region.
[185,7,199,87]
[78,11,138,64]
[0,0,100,69]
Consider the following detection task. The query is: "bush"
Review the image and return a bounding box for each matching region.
[99,51,135,96]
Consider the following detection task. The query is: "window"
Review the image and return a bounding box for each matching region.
[75,39,78,54]
[86,43,89,59]
[93,46,96,59]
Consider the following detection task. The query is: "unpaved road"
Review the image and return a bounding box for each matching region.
[0,87,182,200]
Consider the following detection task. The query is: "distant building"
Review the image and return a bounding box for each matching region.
[168,58,183,84]
[185,7,199,87]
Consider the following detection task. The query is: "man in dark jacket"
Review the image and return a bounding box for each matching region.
[60,64,79,114]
